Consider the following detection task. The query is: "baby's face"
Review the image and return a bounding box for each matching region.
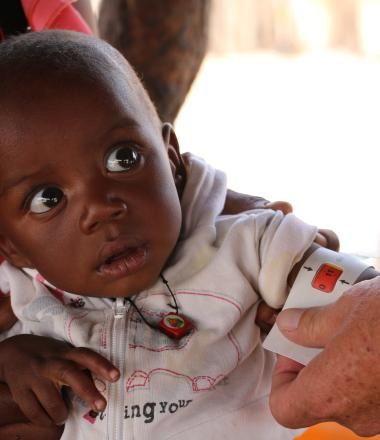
[0,74,182,297]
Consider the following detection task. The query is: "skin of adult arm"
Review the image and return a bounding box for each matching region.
[270,273,380,437]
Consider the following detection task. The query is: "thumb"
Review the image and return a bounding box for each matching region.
[276,302,347,348]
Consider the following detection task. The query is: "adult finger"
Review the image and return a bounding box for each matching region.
[270,355,306,428]
[314,228,340,251]
[223,189,294,215]
[276,298,351,347]
[270,353,333,428]
[271,355,304,408]
[222,191,268,214]
[265,201,293,214]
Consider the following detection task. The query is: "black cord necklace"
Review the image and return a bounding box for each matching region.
[126,273,193,339]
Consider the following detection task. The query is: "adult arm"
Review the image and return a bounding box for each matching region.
[223,191,339,250]
[270,276,380,437]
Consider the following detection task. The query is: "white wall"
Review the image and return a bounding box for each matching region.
[176,51,380,258]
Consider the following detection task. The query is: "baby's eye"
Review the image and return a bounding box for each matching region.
[29,187,64,213]
[106,144,141,172]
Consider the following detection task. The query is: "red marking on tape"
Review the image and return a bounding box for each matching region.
[312,263,343,293]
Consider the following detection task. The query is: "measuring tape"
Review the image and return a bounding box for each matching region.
[263,247,372,365]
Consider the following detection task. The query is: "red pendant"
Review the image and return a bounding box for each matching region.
[158,313,193,339]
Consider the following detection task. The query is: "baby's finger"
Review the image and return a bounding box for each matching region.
[65,369,107,413]
[43,359,107,413]
[65,347,119,382]
[0,295,17,332]
[255,302,278,334]
[15,388,54,427]
[33,382,68,426]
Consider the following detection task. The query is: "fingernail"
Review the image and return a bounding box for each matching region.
[95,399,106,411]
[276,309,304,331]
[110,369,120,381]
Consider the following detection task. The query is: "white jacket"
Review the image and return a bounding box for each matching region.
[0,155,317,439]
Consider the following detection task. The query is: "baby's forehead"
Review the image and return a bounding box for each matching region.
[0,30,159,125]
[1,42,128,100]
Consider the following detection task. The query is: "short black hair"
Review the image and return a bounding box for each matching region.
[0,30,160,125]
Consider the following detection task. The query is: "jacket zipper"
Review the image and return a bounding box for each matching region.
[107,297,128,440]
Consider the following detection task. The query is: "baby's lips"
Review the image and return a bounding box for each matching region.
[97,246,147,277]
[96,237,146,269]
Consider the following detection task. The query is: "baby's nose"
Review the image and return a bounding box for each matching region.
[79,198,128,234]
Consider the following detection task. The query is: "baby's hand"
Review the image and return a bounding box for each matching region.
[0,296,17,332]
[0,334,119,426]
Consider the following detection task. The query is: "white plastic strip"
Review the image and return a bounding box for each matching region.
[263,247,372,365]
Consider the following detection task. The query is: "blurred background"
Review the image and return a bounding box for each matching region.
[95,0,380,260]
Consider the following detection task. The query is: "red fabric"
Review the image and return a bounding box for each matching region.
[21,0,93,34]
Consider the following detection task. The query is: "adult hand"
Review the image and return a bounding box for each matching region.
[270,277,380,437]
[223,190,339,250]
[222,189,293,215]
[0,334,119,427]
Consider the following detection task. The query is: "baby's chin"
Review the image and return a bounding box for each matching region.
[57,271,161,299]
[35,251,167,298]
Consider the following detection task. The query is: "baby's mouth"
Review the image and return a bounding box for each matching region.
[97,244,148,277]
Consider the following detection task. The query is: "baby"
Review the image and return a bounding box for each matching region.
[0,31,376,440]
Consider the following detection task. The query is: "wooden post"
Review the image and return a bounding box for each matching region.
[99,0,211,122]
[329,0,361,52]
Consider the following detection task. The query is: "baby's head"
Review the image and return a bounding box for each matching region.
[0,31,185,297]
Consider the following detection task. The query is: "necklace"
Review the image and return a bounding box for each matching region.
[126,273,193,339]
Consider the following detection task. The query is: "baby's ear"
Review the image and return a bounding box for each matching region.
[0,235,32,268]
[162,123,186,196]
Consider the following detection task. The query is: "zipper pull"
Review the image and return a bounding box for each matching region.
[114,297,126,319]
